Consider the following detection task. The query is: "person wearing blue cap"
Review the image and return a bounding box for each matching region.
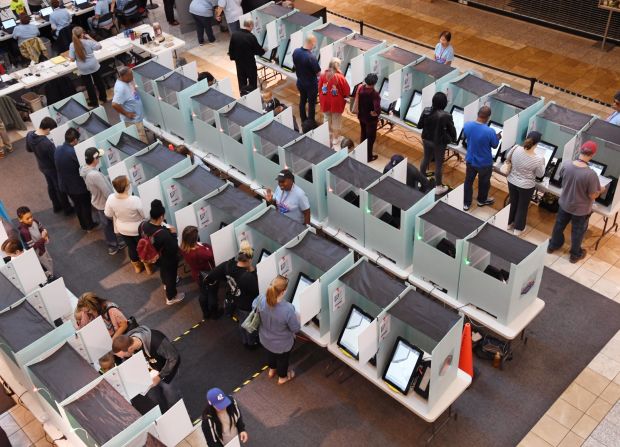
[202,388,248,446]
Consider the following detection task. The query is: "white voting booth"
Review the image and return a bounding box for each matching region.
[95,125,149,174]
[333,34,387,92]
[276,11,322,72]
[1,248,48,294]
[245,2,294,63]
[49,106,109,152]
[189,79,236,159]
[314,23,354,71]
[74,121,127,167]
[30,92,89,129]
[256,229,353,346]
[133,59,175,129]
[405,57,459,121]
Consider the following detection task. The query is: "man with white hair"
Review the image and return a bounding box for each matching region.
[293,34,320,125]
[228,18,265,94]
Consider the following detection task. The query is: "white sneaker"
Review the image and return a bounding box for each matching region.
[435,185,449,195]
[166,293,185,305]
[513,229,522,237]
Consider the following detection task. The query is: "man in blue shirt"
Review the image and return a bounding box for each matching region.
[265,169,311,225]
[49,0,71,38]
[462,105,500,211]
[12,14,39,46]
[292,34,320,125]
[607,91,620,126]
[112,67,148,143]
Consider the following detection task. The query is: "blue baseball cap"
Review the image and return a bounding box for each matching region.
[206,388,231,411]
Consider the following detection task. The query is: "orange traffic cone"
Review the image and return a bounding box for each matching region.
[459,322,474,379]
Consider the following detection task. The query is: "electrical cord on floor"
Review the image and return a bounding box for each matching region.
[16,390,28,406]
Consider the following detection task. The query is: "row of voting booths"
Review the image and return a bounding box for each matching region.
[0,252,195,447]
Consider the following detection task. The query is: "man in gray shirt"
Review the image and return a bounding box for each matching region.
[547,141,605,263]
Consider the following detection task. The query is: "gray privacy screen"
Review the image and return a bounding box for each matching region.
[339,260,406,308]
[205,186,262,220]
[260,3,291,17]
[420,201,483,239]
[255,120,300,147]
[133,60,171,80]
[452,74,498,97]
[413,58,456,79]
[313,24,351,41]
[328,157,381,189]
[467,224,536,265]
[110,132,148,156]
[55,98,89,120]
[490,86,539,110]
[367,176,424,211]
[540,103,591,131]
[137,143,186,172]
[380,47,420,66]
[78,113,110,136]
[286,137,333,164]
[0,302,53,352]
[192,88,235,110]
[175,166,225,198]
[0,273,24,311]
[283,11,317,27]
[344,34,382,51]
[288,231,349,272]
[157,71,195,92]
[388,289,460,342]
[584,118,620,145]
[64,380,141,445]
[29,343,99,401]
[222,103,262,127]
[246,208,306,245]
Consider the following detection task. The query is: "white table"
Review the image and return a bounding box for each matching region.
[256,59,297,83]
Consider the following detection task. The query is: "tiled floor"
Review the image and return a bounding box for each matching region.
[0,404,52,447]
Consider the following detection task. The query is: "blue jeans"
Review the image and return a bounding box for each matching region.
[549,207,590,258]
[463,163,492,206]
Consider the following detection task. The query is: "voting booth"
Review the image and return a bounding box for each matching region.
[98,126,149,172]
[251,114,301,188]
[133,60,174,129]
[160,164,225,227]
[1,248,48,294]
[314,23,354,70]
[284,132,346,221]
[248,3,294,63]
[257,229,353,345]
[458,223,546,325]
[49,107,109,153]
[335,34,387,93]
[364,174,435,268]
[74,120,127,167]
[412,201,484,299]
[190,79,236,159]
[30,92,89,129]
[277,11,322,72]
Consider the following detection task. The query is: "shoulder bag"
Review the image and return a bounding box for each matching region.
[500,145,518,176]
[241,305,261,334]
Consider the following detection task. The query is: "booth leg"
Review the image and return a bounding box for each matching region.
[594,212,619,250]
[424,406,455,445]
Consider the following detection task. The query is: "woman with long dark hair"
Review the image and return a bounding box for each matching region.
[356,73,381,162]
[68,27,107,107]
[181,225,215,319]
[202,387,248,446]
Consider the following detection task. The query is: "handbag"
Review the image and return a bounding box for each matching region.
[350,83,361,114]
[241,307,261,334]
[500,145,518,176]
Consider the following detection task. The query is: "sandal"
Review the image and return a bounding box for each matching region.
[268,369,276,379]
[277,370,295,385]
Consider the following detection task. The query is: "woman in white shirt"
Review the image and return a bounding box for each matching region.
[104,175,146,273]
[506,131,545,235]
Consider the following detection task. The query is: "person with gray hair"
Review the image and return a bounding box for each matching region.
[318,56,350,148]
[112,67,148,144]
[228,18,264,93]
[293,34,321,124]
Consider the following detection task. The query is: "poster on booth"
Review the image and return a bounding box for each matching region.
[237,230,253,248]
[197,205,213,229]
[130,163,145,185]
[167,183,182,207]
[379,314,391,341]
[403,72,412,92]
[278,254,291,277]
[372,59,379,75]
[332,286,345,312]
[278,22,286,40]
[107,147,121,166]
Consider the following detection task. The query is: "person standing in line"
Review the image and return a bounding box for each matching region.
[202,388,249,447]
[68,27,108,108]
[318,57,350,149]
[462,105,500,211]
[506,131,545,236]
[606,91,620,126]
[356,73,381,163]
[16,206,54,277]
[81,148,126,255]
[253,275,300,384]
[141,200,184,305]
[265,169,311,225]
[190,0,217,45]
[104,175,148,274]
[547,141,606,263]
[26,117,73,214]
[417,91,456,194]
[180,226,215,320]
[434,30,454,66]
[49,0,72,38]
[163,0,179,25]
[227,18,264,93]
[215,0,242,33]
[293,34,320,125]
[112,67,148,144]
[54,128,98,231]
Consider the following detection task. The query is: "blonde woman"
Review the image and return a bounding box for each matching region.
[318,57,350,148]
[68,26,107,107]
[74,292,128,338]
[252,275,300,384]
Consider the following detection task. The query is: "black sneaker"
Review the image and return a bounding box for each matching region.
[569,249,587,264]
[477,198,496,207]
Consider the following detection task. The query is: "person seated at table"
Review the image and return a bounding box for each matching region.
[113,0,138,17]
[12,14,40,46]
[9,0,26,17]
[88,0,115,34]
[49,0,71,39]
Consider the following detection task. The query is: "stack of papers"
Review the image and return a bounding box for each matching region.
[51,56,66,64]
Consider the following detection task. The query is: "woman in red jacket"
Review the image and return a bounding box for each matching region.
[181,225,215,319]
[318,57,350,148]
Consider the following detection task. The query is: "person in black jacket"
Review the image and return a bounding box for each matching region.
[26,117,73,215]
[228,18,265,94]
[54,128,97,230]
[202,388,248,447]
[141,199,184,305]
[417,92,457,195]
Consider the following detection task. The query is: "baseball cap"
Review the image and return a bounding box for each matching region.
[388,154,404,168]
[85,147,104,164]
[276,169,294,182]
[525,131,542,144]
[580,141,598,156]
[206,388,231,411]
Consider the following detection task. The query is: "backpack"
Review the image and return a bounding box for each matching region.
[137,221,164,264]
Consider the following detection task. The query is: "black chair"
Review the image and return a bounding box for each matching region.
[92,12,118,39]
[54,25,73,54]
[115,0,147,27]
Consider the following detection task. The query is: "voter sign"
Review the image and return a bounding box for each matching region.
[237,230,253,247]
[107,147,121,165]
[130,163,145,185]
[278,254,291,277]
[197,205,212,229]
[167,184,182,207]
[372,59,379,74]
[332,286,345,312]
[403,72,412,92]
[380,314,391,341]
[278,22,286,40]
